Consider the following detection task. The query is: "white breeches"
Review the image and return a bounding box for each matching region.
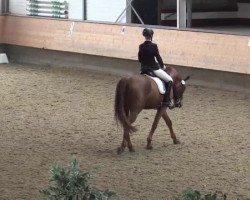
[153,69,173,82]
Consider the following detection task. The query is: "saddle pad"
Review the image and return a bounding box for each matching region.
[146,75,166,94]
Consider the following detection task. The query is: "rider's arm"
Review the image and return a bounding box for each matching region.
[138,46,142,63]
[155,44,164,68]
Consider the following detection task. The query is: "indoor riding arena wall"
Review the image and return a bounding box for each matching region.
[0,15,250,200]
[0,15,250,92]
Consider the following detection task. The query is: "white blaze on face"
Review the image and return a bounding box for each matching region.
[181,80,186,85]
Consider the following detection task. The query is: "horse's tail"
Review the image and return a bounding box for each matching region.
[114,78,137,133]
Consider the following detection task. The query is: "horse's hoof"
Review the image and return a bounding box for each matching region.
[146,145,153,150]
[129,147,135,153]
[173,139,181,144]
[146,142,153,150]
[147,139,152,150]
[117,147,124,155]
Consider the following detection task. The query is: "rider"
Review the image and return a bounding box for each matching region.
[138,28,174,109]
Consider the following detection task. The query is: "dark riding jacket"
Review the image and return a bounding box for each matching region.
[138,41,164,73]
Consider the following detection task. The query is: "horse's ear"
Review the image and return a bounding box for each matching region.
[184,75,191,81]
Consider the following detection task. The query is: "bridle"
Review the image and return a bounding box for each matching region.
[173,80,186,107]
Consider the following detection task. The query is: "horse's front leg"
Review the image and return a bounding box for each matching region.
[147,108,163,149]
[162,111,180,144]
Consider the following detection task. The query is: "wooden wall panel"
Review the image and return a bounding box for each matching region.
[0,16,4,43]
[1,16,250,74]
[156,29,250,74]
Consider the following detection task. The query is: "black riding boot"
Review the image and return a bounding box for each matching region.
[162,81,175,109]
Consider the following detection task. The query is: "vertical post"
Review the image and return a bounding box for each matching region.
[5,0,9,13]
[4,0,9,14]
[177,0,187,28]
[126,0,132,23]
[82,0,84,20]
[0,0,5,14]
[0,0,2,14]
[187,0,192,28]
[83,0,87,20]
[0,1,3,14]
[157,0,163,25]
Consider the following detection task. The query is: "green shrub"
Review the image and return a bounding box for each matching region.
[40,159,117,200]
[171,189,227,200]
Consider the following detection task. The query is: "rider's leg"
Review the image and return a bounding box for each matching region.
[162,81,174,109]
[153,69,174,109]
[153,68,173,82]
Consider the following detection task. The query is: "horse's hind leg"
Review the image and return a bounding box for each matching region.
[162,111,180,144]
[117,128,128,154]
[126,110,140,152]
[147,108,163,149]
[117,109,139,154]
[117,105,129,154]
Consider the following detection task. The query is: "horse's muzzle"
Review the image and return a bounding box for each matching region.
[175,99,182,108]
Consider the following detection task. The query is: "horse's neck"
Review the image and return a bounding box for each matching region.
[166,67,175,78]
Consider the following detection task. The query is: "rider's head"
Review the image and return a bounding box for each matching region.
[143,28,154,41]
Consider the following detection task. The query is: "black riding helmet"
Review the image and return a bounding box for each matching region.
[142,28,154,38]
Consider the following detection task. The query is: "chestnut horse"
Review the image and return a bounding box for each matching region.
[114,66,190,154]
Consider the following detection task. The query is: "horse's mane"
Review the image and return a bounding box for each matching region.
[165,66,182,83]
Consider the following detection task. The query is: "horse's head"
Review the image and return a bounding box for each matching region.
[165,65,190,108]
[173,76,190,108]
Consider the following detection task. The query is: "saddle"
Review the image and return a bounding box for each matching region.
[141,71,166,94]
